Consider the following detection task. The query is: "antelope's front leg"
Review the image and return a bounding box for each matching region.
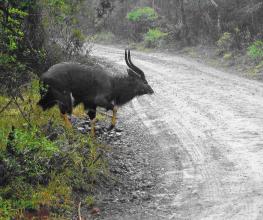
[90,118,97,137]
[94,96,116,131]
[58,92,73,129]
[108,106,117,130]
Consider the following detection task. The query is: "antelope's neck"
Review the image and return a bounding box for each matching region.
[111,77,137,106]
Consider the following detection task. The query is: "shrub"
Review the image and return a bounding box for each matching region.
[248,40,263,61]
[0,128,62,218]
[126,7,159,41]
[144,28,168,48]
[127,7,158,22]
[217,32,234,54]
[93,31,116,43]
[0,126,104,218]
[0,5,33,93]
[223,52,233,61]
[0,81,105,219]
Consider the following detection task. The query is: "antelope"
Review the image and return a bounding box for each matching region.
[37,49,154,136]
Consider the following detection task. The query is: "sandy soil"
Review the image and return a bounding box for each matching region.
[87,44,263,220]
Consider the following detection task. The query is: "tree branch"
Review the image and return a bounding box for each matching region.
[0,98,14,115]
[210,0,218,8]
[78,202,82,220]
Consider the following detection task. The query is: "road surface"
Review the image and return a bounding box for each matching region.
[90,44,263,220]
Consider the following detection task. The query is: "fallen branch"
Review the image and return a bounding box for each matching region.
[78,202,82,220]
[210,0,218,8]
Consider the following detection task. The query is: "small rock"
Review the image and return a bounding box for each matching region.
[116,132,122,137]
[70,117,78,124]
[77,127,86,133]
[85,126,91,131]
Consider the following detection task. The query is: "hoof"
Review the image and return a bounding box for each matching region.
[114,127,123,132]
[107,125,114,131]
[107,125,122,132]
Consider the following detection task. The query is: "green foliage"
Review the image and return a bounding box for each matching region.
[0,1,43,92]
[217,32,234,53]
[43,0,71,23]
[11,128,58,156]
[72,29,86,42]
[248,40,263,61]
[0,127,61,218]
[223,52,233,61]
[40,0,86,63]
[0,198,13,220]
[85,195,95,207]
[126,7,161,41]
[0,128,58,187]
[93,31,116,43]
[127,7,158,22]
[0,82,106,219]
[248,60,263,76]
[144,28,168,48]
[0,0,88,94]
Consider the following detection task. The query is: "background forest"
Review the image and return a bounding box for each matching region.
[0,0,263,219]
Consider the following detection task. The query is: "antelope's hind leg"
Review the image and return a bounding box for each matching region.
[88,109,97,137]
[57,92,73,129]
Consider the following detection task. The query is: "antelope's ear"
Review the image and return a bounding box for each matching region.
[127,69,140,78]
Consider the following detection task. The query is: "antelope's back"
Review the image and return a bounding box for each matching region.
[40,62,112,98]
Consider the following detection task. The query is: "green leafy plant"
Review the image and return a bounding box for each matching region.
[93,31,116,43]
[0,81,106,219]
[216,32,234,54]
[0,2,46,94]
[85,195,95,207]
[127,7,158,22]
[248,40,263,61]
[126,7,159,41]
[0,127,60,218]
[223,52,233,61]
[144,28,168,48]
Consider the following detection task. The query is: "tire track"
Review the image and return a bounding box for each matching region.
[92,44,263,220]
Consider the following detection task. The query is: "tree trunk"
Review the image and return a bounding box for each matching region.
[210,0,221,35]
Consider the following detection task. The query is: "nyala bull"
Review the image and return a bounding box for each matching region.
[38,49,154,136]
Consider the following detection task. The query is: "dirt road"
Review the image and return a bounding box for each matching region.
[90,45,263,220]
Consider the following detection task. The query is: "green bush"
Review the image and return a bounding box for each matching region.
[144,28,168,48]
[223,52,233,61]
[0,128,60,218]
[127,7,158,22]
[93,31,116,43]
[248,40,263,61]
[0,125,104,218]
[72,29,86,43]
[0,82,105,219]
[217,32,234,53]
